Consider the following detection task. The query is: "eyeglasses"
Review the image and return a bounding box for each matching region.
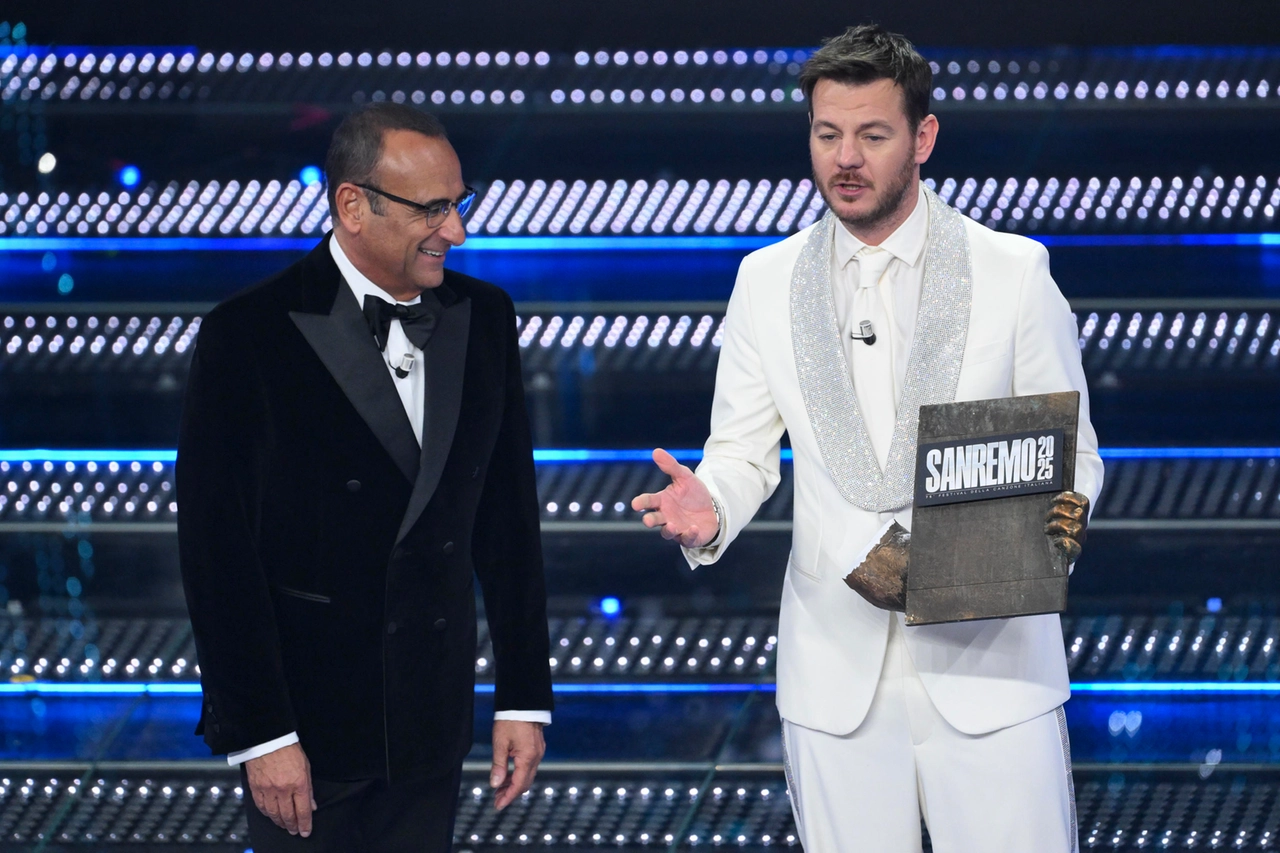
[355,183,477,227]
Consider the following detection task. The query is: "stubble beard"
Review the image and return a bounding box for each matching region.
[817,143,918,235]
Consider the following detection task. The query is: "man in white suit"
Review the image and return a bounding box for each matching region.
[633,25,1101,852]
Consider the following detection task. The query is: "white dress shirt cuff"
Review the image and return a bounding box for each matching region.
[495,710,552,726]
[226,731,300,766]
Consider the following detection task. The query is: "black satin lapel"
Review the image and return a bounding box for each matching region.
[396,296,471,543]
[289,286,421,484]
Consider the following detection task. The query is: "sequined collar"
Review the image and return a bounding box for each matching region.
[789,186,973,511]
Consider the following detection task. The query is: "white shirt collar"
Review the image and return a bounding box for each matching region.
[329,234,422,307]
[833,182,929,271]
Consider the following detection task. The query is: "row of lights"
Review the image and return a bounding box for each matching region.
[0,778,241,801]
[0,312,725,361]
[4,616,778,682]
[1077,311,1280,364]
[15,74,1278,111]
[6,46,1279,88]
[5,173,1277,239]
[931,77,1273,103]
[0,459,176,522]
[1097,456,1280,519]
[6,654,199,680]
[515,315,725,351]
[0,180,329,237]
[5,311,1279,374]
[2,314,201,358]
[1064,615,1277,676]
[536,631,776,676]
[0,49,554,78]
[459,831,799,847]
[5,612,1273,682]
[461,174,1280,237]
[460,782,797,847]
[8,46,1280,76]
[932,174,1280,228]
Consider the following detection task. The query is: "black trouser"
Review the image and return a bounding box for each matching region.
[242,765,463,853]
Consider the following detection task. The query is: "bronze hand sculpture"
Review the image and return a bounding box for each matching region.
[843,522,910,611]
[844,491,1090,613]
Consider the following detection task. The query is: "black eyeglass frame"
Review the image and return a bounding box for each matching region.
[354,182,477,226]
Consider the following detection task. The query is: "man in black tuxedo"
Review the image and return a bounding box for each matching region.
[177,104,553,851]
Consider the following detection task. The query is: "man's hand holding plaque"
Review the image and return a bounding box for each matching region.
[844,490,1091,613]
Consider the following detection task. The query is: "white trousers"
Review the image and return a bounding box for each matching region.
[781,618,1077,853]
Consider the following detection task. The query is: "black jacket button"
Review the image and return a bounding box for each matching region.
[212,723,221,733]
[433,618,447,631]
[442,541,455,554]
[346,479,361,492]
[387,621,398,635]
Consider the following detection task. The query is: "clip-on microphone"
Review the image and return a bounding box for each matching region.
[850,320,877,346]
[392,352,416,379]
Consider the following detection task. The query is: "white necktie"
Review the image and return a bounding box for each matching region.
[850,246,897,470]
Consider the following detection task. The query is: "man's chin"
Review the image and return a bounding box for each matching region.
[409,261,447,290]
[833,201,886,230]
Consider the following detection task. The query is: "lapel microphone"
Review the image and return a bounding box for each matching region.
[850,320,877,346]
[392,352,416,379]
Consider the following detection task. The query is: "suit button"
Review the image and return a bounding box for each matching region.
[442,541,455,554]
[387,622,398,635]
[346,479,362,492]
[433,618,447,631]
[212,723,221,734]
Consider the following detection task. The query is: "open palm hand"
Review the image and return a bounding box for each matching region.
[631,448,719,548]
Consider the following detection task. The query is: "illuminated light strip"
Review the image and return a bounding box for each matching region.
[0,449,176,463]
[0,682,204,695]
[3,681,1280,697]
[1,233,1278,253]
[2,448,1278,465]
[1069,682,1280,694]
[1099,447,1280,459]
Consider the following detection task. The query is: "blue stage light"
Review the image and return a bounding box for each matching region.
[600,596,622,617]
[1,233,1278,252]
[1207,597,1224,613]
[5,448,1280,467]
[6,681,1280,698]
[117,165,141,188]
[299,165,322,186]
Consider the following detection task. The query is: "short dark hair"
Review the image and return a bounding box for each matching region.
[798,24,932,132]
[324,103,449,213]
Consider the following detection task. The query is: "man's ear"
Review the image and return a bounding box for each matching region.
[332,183,365,234]
[914,114,939,165]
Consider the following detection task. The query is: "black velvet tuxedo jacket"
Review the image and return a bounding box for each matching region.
[177,235,553,782]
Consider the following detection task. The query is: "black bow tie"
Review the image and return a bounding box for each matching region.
[361,294,441,352]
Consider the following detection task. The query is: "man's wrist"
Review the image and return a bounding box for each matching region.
[705,496,725,549]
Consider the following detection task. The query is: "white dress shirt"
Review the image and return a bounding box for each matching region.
[225,237,549,766]
[831,183,929,413]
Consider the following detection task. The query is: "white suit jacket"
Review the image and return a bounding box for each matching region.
[685,214,1104,737]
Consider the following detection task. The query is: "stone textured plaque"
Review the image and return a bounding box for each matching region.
[905,391,1079,626]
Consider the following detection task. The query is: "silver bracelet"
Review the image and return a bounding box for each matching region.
[709,497,724,541]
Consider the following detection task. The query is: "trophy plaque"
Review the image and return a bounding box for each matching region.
[905,390,1079,626]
